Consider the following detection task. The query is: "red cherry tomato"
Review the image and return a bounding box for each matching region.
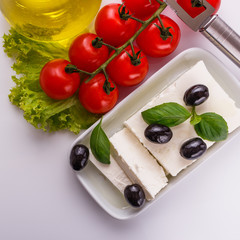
[95,3,138,47]
[69,33,109,73]
[40,59,80,100]
[107,45,149,87]
[136,15,181,58]
[79,73,118,114]
[123,0,162,20]
[177,0,221,18]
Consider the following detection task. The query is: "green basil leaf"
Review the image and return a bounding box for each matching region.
[90,118,110,164]
[194,112,228,141]
[141,102,191,127]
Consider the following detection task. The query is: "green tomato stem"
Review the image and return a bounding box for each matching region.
[65,64,92,76]
[191,0,204,8]
[126,41,143,66]
[155,15,174,41]
[92,37,118,51]
[129,16,145,24]
[102,42,118,51]
[129,41,136,59]
[157,15,165,30]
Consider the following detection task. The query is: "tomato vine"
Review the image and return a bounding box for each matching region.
[65,1,167,94]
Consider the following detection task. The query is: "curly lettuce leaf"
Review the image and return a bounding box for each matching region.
[3,29,99,134]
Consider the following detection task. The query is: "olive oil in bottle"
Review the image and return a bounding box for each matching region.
[0,0,102,42]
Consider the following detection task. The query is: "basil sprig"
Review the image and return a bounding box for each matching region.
[90,118,110,164]
[190,106,202,125]
[141,103,228,142]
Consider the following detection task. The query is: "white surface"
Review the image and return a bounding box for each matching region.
[1,0,240,239]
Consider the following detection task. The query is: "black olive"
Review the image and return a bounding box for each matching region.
[70,144,89,171]
[180,137,207,160]
[124,184,146,208]
[144,124,173,144]
[183,84,209,106]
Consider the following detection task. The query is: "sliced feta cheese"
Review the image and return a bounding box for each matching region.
[124,61,240,176]
[110,128,168,201]
[89,152,132,194]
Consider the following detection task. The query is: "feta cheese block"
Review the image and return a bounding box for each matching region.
[89,152,132,194]
[124,61,240,176]
[110,128,168,201]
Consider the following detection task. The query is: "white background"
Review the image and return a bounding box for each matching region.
[1,0,240,239]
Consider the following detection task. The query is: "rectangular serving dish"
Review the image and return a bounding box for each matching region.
[70,48,240,220]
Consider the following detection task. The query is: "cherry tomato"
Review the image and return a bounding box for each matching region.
[177,0,221,18]
[106,45,149,87]
[95,3,138,47]
[136,15,181,58]
[123,0,162,20]
[40,59,80,100]
[79,73,118,114]
[69,33,109,73]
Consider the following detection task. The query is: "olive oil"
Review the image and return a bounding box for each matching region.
[0,0,101,42]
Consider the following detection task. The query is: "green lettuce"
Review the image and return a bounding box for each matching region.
[3,29,99,134]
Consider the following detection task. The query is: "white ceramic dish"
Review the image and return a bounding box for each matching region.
[69,48,240,220]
